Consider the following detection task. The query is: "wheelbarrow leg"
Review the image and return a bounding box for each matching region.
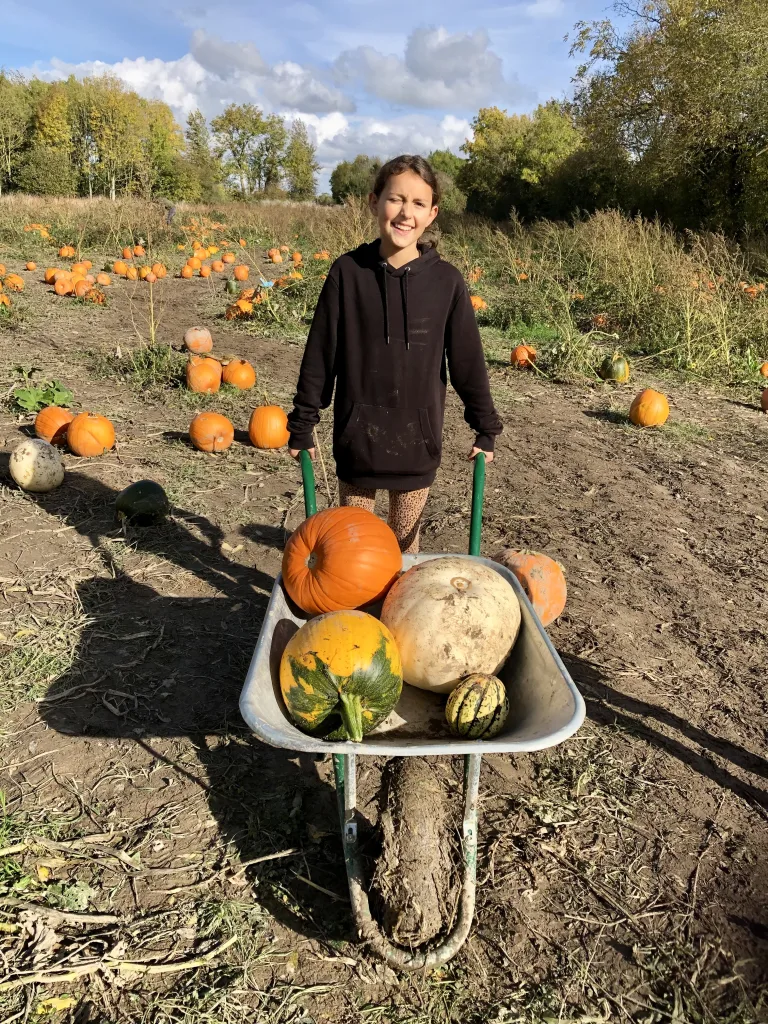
[333,752,482,970]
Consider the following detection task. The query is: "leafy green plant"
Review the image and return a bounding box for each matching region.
[10,368,74,413]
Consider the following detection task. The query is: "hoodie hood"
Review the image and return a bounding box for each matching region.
[356,240,441,350]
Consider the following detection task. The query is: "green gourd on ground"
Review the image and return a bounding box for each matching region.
[280,610,402,742]
[598,351,630,383]
[115,480,170,525]
[445,674,509,739]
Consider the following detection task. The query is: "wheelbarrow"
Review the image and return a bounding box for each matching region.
[239,451,585,970]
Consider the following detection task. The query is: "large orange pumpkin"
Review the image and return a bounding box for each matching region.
[233,265,249,282]
[282,507,402,616]
[73,279,91,298]
[184,326,213,353]
[54,278,73,296]
[492,549,567,626]
[248,406,289,448]
[151,262,166,278]
[186,355,222,393]
[113,260,128,277]
[35,406,74,446]
[67,413,116,457]
[222,358,256,389]
[629,388,669,427]
[189,412,234,453]
[511,344,536,369]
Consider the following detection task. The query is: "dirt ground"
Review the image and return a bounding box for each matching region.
[1,264,767,1023]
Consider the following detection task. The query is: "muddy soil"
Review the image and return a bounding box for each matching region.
[1,263,767,1022]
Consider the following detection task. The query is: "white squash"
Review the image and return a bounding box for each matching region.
[380,556,521,693]
[9,438,64,493]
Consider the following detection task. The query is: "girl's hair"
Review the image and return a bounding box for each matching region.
[372,154,440,207]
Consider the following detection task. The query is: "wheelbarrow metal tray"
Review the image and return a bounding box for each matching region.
[240,553,585,755]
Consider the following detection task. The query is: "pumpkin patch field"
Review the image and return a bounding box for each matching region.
[0,199,767,1024]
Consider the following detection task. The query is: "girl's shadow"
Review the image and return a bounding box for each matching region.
[27,471,351,942]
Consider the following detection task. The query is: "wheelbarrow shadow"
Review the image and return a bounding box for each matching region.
[24,471,352,943]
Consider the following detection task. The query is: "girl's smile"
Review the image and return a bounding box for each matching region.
[369,169,438,266]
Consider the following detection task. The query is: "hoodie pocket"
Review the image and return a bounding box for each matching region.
[335,403,440,477]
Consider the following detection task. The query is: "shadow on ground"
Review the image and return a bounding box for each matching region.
[30,471,351,943]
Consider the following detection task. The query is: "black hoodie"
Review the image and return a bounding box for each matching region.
[287,239,503,491]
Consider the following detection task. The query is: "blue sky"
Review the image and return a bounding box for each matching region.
[3,0,619,190]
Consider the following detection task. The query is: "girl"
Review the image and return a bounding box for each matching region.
[287,154,502,553]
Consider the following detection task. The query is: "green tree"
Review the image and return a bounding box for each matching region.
[427,149,464,179]
[571,0,768,229]
[330,154,381,204]
[0,73,31,195]
[88,75,143,199]
[252,113,287,193]
[134,98,183,198]
[283,119,319,200]
[15,145,76,195]
[185,109,222,201]
[434,170,466,214]
[211,103,267,197]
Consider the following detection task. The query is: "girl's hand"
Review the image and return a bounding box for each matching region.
[289,448,315,460]
[469,447,494,463]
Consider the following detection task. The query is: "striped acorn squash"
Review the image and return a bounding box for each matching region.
[445,674,509,739]
[280,610,402,742]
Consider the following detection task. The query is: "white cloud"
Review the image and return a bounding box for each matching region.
[333,24,529,109]
[190,30,267,76]
[524,0,565,17]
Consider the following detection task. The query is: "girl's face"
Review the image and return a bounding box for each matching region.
[369,170,438,256]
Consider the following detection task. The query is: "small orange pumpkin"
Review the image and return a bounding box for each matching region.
[96,272,111,286]
[58,245,75,259]
[511,344,537,369]
[492,549,567,627]
[180,265,194,279]
[186,355,222,393]
[222,358,256,390]
[72,262,88,276]
[189,411,234,453]
[187,257,202,271]
[126,266,139,281]
[248,405,289,448]
[133,245,146,257]
[73,279,91,298]
[233,265,249,281]
[35,406,74,446]
[82,260,93,270]
[470,295,487,311]
[54,278,73,296]
[629,388,669,427]
[113,260,128,277]
[291,251,302,264]
[44,267,59,284]
[122,247,133,260]
[151,262,166,278]
[184,326,213,353]
[759,362,768,378]
[199,265,211,278]
[211,260,225,273]
[67,413,116,457]
[4,274,24,293]
[0,293,11,308]
[25,261,36,271]
[145,271,157,284]
[222,252,236,264]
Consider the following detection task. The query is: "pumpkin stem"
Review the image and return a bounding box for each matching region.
[338,691,364,743]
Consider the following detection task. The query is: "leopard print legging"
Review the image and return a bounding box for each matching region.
[338,481,430,554]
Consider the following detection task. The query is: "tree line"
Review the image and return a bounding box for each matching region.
[0,72,319,202]
[2,1,766,231]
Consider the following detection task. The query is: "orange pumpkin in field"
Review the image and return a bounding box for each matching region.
[145,272,157,284]
[189,412,234,453]
[180,265,194,279]
[58,245,75,259]
[211,260,225,273]
[282,507,402,616]
[629,388,669,427]
[44,268,59,284]
[72,262,88,276]
[122,247,133,260]
[492,549,567,626]
[222,252,236,264]
[54,278,72,296]
[248,405,290,448]
[222,358,256,390]
[151,262,166,278]
[4,274,24,293]
[187,257,202,271]
[96,273,111,286]
[73,279,91,298]
[511,344,536,369]
[233,265,249,281]
[112,260,128,277]
[186,355,222,393]
[126,267,139,281]
[759,362,768,378]
[67,413,115,457]
[199,265,211,278]
[25,261,36,271]
[184,326,213,353]
[35,406,74,446]
[133,245,145,257]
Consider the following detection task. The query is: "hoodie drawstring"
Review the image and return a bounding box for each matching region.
[378,261,410,350]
